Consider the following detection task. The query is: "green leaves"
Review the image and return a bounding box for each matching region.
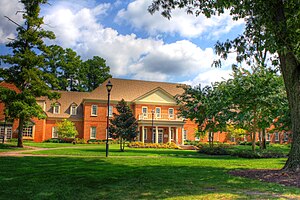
[56,119,78,139]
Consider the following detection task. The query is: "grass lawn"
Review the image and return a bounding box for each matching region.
[0,143,30,153]
[0,143,299,199]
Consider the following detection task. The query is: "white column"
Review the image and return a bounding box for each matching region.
[141,126,145,143]
[4,127,7,140]
[155,126,158,144]
[181,127,184,145]
[168,127,172,143]
[175,127,179,144]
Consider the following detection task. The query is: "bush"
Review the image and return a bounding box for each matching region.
[75,138,86,144]
[198,144,287,158]
[44,138,74,143]
[128,142,180,149]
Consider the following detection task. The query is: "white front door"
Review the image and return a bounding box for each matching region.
[153,128,164,143]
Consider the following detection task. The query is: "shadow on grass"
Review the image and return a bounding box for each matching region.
[0,156,298,199]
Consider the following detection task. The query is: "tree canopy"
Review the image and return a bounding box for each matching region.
[149,0,300,171]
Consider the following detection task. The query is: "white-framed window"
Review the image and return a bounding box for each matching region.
[53,103,60,114]
[195,135,200,141]
[168,108,174,118]
[283,132,289,142]
[183,130,187,140]
[155,107,161,118]
[52,127,58,138]
[142,106,148,118]
[266,133,271,141]
[144,128,147,140]
[91,105,98,116]
[70,103,77,115]
[90,127,96,139]
[275,132,279,141]
[108,105,113,117]
[244,135,247,141]
[23,126,33,138]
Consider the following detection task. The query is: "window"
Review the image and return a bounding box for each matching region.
[155,107,161,118]
[90,127,96,139]
[275,132,279,141]
[266,133,271,141]
[108,106,113,117]
[283,132,289,142]
[91,105,98,116]
[183,130,187,140]
[168,108,174,118]
[23,126,33,138]
[244,135,247,141]
[70,104,77,115]
[53,103,60,114]
[195,135,200,141]
[52,127,58,138]
[142,107,148,118]
[171,129,174,140]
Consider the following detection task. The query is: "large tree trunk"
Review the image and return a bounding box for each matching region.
[17,117,24,148]
[261,129,267,150]
[273,0,300,172]
[280,52,300,172]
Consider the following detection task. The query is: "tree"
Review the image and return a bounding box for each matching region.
[55,119,78,141]
[176,84,226,148]
[110,99,138,151]
[149,0,300,172]
[81,56,112,92]
[0,0,59,147]
[222,67,284,151]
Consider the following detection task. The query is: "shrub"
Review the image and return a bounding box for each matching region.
[128,142,180,149]
[75,138,86,144]
[198,145,287,158]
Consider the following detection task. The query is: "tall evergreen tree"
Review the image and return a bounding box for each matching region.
[81,56,112,91]
[0,0,59,147]
[110,99,138,152]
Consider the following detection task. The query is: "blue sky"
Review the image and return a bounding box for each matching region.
[0,0,245,86]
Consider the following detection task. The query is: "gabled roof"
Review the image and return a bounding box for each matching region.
[133,87,177,104]
[87,78,185,102]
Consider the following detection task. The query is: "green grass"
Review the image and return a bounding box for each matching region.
[0,143,300,199]
[0,143,29,152]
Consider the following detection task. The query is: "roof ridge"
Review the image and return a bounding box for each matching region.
[110,77,182,85]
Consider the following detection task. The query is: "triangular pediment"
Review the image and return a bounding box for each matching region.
[134,87,176,104]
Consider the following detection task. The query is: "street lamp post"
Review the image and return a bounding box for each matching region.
[105,80,113,157]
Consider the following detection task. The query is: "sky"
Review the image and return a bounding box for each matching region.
[0,0,245,86]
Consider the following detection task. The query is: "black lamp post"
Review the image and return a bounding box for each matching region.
[105,80,113,157]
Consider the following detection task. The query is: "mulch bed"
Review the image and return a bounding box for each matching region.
[229,169,300,188]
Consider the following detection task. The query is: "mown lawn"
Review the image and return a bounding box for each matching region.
[0,143,299,199]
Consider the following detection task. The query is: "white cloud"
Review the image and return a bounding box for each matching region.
[116,0,244,39]
[0,0,24,43]
[42,2,239,86]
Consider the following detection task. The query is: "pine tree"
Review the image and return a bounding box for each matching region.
[0,0,59,147]
[110,99,138,151]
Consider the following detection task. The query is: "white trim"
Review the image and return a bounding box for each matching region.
[266,133,271,141]
[108,105,113,117]
[70,104,77,115]
[52,127,58,138]
[144,128,147,140]
[53,103,60,114]
[91,105,98,116]
[90,127,96,139]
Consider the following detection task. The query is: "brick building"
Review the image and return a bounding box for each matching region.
[0,79,291,144]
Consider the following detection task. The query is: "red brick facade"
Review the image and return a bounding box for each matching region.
[0,79,292,144]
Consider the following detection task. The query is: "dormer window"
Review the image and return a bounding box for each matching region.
[53,103,60,114]
[70,103,77,115]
